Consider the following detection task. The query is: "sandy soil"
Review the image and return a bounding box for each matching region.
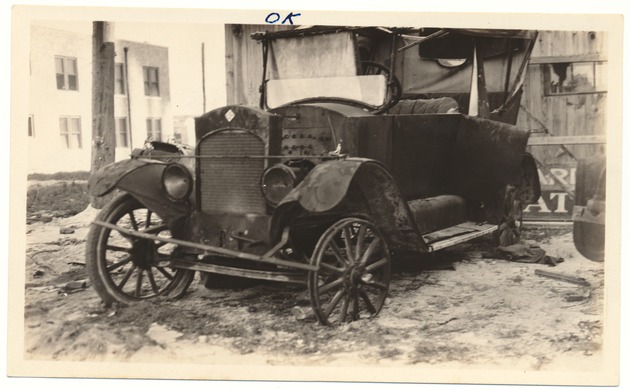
[21,205,605,378]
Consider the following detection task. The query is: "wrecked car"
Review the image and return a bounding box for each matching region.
[86,26,541,325]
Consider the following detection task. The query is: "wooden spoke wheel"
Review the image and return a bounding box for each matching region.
[86,194,194,306]
[308,218,391,325]
[494,185,523,247]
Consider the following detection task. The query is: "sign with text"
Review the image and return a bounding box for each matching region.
[523,163,576,221]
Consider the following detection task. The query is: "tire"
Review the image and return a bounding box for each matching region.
[308,218,391,325]
[85,194,195,306]
[573,156,606,262]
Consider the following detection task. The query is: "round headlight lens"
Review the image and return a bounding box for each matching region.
[261,164,296,206]
[162,163,192,201]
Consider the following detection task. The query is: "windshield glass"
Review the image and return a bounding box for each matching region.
[265,31,387,108]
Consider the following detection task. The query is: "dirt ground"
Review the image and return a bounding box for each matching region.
[20,195,606,380]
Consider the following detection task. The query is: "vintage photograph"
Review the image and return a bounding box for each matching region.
[7,4,622,387]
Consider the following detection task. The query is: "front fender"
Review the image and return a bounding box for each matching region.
[271,158,428,253]
[88,159,190,223]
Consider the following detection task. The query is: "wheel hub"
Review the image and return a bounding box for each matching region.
[128,239,156,270]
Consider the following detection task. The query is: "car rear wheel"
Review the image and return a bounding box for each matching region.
[86,194,195,306]
[308,218,391,325]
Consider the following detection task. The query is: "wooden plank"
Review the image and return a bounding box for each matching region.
[528,135,606,145]
[426,223,498,252]
[535,269,591,287]
[529,53,607,64]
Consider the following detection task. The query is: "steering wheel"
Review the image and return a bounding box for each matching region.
[361,61,402,114]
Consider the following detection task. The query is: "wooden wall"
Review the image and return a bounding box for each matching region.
[517,30,607,165]
[516,30,608,220]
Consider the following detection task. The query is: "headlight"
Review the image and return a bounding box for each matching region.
[162,163,192,201]
[261,164,297,206]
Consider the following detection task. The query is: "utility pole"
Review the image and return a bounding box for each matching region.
[90,21,116,208]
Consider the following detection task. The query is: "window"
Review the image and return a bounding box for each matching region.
[143,66,160,96]
[55,56,78,91]
[116,117,129,147]
[115,63,126,95]
[59,116,82,148]
[146,118,162,141]
[28,115,34,137]
[544,61,607,95]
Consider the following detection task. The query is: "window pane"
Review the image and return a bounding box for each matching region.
[568,63,595,93]
[143,67,160,96]
[155,119,162,141]
[67,75,77,90]
[56,74,65,90]
[66,58,77,75]
[55,57,64,74]
[117,118,128,147]
[59,117,69,148]
[115,63,125,95]
[68,118,82,149]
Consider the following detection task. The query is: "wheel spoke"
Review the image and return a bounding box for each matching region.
[145,210,153,228]
[106,244,131,253]
[106,255,132,271]
[365,257,388,272]
[318,276,344,294]
[128,212,139,231]
[361,279,388,291]
[338,293,350,323]
[134,269,144,297]
[355,225,367,261]
[359,287,377,313]
[156,267,175,281]
[328,240,349,266]
[320,262,344,274]
[343,226,355,261]
[143,224,168,234]
[323,288,345,318]
[117,264,136,289]
[146,269,160,294]
[359,237,381,266]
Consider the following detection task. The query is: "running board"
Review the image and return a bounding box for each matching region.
[422,222,498,252]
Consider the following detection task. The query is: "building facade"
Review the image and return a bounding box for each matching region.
[28,25,173,173]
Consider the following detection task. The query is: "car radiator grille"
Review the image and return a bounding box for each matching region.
[198,130,267,214]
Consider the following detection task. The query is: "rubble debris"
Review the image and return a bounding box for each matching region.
[483,243,564,266]
[534,269,591,287]
[33,270,45,278]
[59,227,75,234]
[564,289,591,302]
[62,280,88,292]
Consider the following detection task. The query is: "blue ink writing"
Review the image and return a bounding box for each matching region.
[265,12,301,25]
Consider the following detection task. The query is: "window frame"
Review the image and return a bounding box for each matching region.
[542,60,607,96]
[115,116,129,147]
[114,63,126,95]
[59,116,82,149]
[146,118,162,142]
[143,66,160,97]
[55,56,79,91]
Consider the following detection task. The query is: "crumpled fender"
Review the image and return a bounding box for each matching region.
[272,158,428,252]
[88,158,190,223]
[88,159,152,197]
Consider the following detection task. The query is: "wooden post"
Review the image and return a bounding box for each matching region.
[90,21,116,209]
